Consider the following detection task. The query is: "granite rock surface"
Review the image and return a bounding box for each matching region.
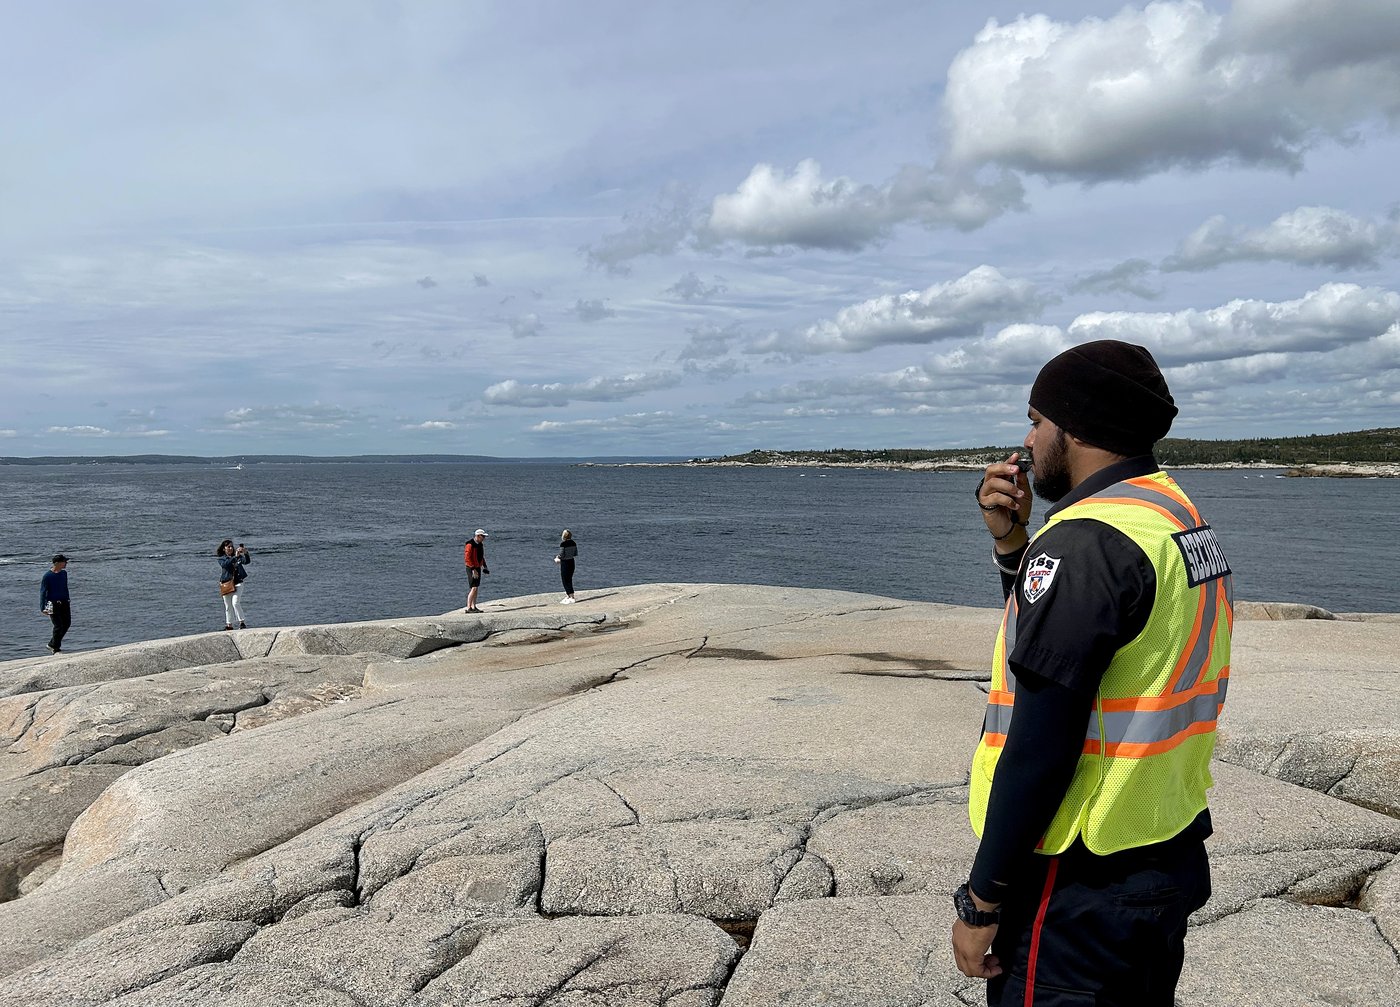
[0,584,1394,1006]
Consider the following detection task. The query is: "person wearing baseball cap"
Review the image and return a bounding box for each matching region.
[955,341,1232,1004]
[40,554,72,654]
[463,529,490,613]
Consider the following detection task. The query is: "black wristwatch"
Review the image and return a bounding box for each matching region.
[954,882,1001,927]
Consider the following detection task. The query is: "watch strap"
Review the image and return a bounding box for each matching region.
[953,882,1001,927]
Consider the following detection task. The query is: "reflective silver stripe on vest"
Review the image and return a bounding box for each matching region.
[1087,480,1196,529]
[984,594,1019,736]
[1084,676,1229,749]
[1172,576,1222,694]
[985,697,1014,737]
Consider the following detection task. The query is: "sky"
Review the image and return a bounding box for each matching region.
[3,1,1399,458]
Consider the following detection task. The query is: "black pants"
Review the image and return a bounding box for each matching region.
[987,837,1210,1006]
[559,559,575,596]
[48,600,71,652]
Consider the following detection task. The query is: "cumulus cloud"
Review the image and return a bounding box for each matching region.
[46,425,115,437]
[403,420,456,430]
[587,160,1024,270]
[530,411,678,433]
[573,298,616,322]
[530,411,751,437]
[1070,259,1163,300]
[1067,282,1400,364]
[0,429,17,438]
[483,371,681,408]
[751,265,1048,358]
[216,404,362,431]
[503,313,544,339]
[918,283,1400,399]
[707,160,1023,251]
[44,425,170,438]
[1163,206,1399,271]
[665,272,726,302]
[944,1,1400,181]
[708,160,886,250]
[1163,352,1297,393]
[925,324,1074,385]
[1226,0,1400,76]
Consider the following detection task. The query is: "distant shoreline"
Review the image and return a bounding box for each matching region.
[3,455,1395,477]
[583,459,1400,478]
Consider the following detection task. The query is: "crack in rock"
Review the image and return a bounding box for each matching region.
[840,668,986,681]
[527,936,625,1005]
[769,827,810,891]
[348,834,366,907]
[1366,913,1400,966]
[1,704,38,749]
[597,778,641,826]
[711,918,757,951]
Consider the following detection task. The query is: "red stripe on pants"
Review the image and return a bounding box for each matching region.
[1024,858,1059,1007]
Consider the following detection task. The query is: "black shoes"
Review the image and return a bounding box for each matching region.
[239,621,247,629]
[224,624,233,631]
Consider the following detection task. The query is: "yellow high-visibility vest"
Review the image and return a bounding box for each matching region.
[969,471,1233,855]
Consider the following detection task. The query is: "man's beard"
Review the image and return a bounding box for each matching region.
[1032,428,1072,502]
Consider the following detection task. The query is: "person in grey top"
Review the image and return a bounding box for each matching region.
[554,529,578,603]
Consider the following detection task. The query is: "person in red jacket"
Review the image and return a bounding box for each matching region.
[463,529,490,613]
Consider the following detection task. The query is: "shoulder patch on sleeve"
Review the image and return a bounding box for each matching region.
[1171,524,1231,587]
[1023,552,1061,604]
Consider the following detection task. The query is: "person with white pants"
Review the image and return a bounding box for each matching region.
[217,539,251,629]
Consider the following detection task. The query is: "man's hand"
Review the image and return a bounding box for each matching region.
[952,919,1003,979]
[977,453,1032,550]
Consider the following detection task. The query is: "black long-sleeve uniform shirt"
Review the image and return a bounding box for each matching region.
[969,456,1211,902]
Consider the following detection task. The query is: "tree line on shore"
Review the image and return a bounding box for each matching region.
[694,427,1400,467]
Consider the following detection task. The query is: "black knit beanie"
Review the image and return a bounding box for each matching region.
[1028,340,1177,456]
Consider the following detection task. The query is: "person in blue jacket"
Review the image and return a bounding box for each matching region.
[39,554,71,654]
[217,540,252,629]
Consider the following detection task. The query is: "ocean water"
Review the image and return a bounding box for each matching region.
[0,462,1393,661]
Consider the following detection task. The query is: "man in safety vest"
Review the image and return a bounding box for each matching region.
[952,340,1232,1005]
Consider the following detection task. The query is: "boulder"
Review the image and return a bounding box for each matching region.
[0,655,370,899]
[1178,901,1400,1007]
[720,895,975,1007]
[0,656,622,975]
[1233,601,1336,621]
[1217,617,1400,817]
[412,914,740,1006]
[0,635,241,698]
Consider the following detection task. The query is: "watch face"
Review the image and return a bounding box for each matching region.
[954,884,997,926]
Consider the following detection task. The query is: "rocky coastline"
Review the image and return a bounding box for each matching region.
[1,584,1398,1005]
[1282,462,1400,478]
